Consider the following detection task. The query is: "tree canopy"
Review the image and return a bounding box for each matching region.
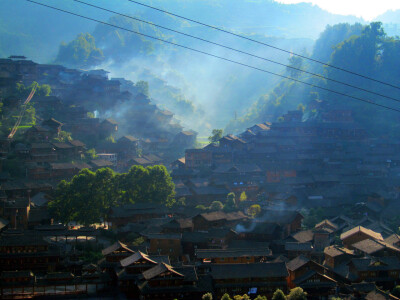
[287,287,307,300]
[49,165,175,226]
[272,289,287,300]
[209,129,223,143]
[55,33,104,68]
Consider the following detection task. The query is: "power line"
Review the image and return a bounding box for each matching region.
[125,0,400,91]
[72,0,400,104]
[25,0,400,114]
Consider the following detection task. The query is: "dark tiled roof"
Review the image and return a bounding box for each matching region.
[49,162,76,170]
[68,140,86,147]
[192,186,229,195]
[285,242,313,252]
[142,263,184,280]
[340,226,383,241]
[209,262,288,279]
[351,257,400,272]
[90,159,114,167]
[259,210,303,225]
[315,219,338,230]
[227,240,270,250]
[324,245,354,257]
[101,241,134,256]
[52,142,73,149]
[198,211,246,222]
[129,157,151,165]
[195,248,271,258]
[120,251,157,267]
[145,233,182,240]
[103,118,118,125]
[366,289,400,300]
[385,234,400,246]
[30,192,49,207]
[352,238,400,255]
[119,135,138,142]
[292,230,314,243]
[30,142,53,149]
[293,270,336,286]
[286,255,310,271]
[74,162,92,170]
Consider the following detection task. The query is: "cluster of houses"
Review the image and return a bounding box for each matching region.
[0,56,197,164]
[173,108,400,216]
[2,56,400,298]
[1,201,400,299]
[0,56,200,231]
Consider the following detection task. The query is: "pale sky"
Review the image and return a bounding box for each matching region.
[276,0,400,20]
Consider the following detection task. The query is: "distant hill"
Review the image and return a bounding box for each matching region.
[374,9,400,23]
[1,0,364,62]
[374,10,400,36]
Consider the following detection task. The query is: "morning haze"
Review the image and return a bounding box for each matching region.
[0,0,400,299]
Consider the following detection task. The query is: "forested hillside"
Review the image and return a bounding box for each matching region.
[3,1,399,134]
[227,22,400,137]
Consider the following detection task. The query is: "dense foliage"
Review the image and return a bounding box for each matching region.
[55,33,104,68]
[228,22,400,137]
[49,165,175,226]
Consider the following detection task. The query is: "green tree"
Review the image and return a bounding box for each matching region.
[48,165,175,226]
[221,294,232,300]
[49,180,77,225]
[239,191,247,202]
[92,168,118,224]
[255,296,268,300]
[233,295,250,300]
[210,201,224,211]
[53,130,72,143]
[147,165,175,206]
[272,289,287,300]
[287,287,307,300]
[208,129,223,143]
[118,165,175,205]
[85,148,97,159]
[202,293,213,300]
[71,169,103,226]
[329,22,385,85]
[36,83,51,97]
[224,192,237,211]
[195,205,207,210]
[248,204,261,218]
[55,33,104,68]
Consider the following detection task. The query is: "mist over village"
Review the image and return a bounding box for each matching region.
[2,0,400,299]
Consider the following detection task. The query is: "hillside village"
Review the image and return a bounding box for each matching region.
[1,54,400,299]
[0,56,197,180]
